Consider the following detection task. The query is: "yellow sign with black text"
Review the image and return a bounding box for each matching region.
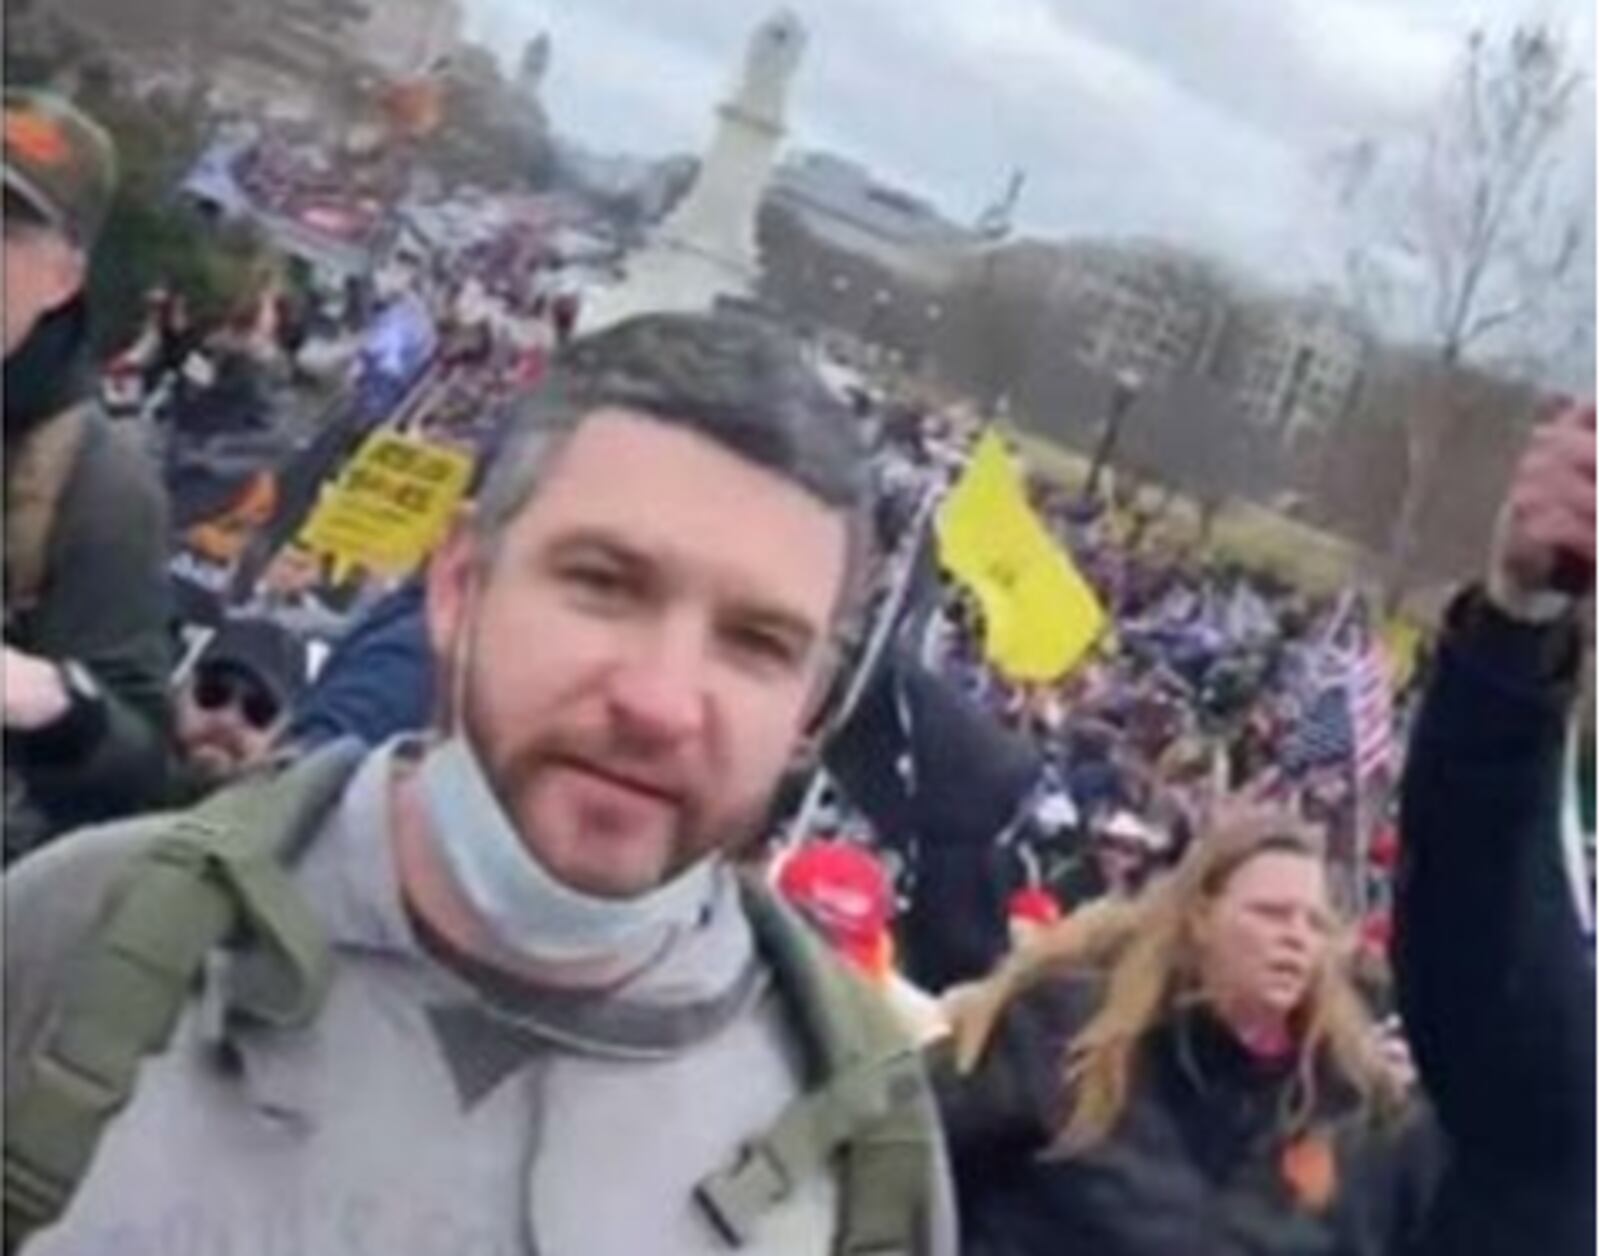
[298,431,473,577]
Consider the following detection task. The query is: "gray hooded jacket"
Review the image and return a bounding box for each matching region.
[4,743,956,1256]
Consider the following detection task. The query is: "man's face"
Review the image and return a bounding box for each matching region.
[2,216,82,356]
[175,663,286,785]
[428,410,851,899]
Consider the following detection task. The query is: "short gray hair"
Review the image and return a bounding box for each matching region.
[472,310,877,625]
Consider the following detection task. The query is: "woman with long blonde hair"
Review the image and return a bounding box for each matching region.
[933,811,1439,1256]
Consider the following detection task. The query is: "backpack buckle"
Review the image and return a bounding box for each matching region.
[694,1139,792,1248]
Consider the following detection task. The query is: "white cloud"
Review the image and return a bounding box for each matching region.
[458,0,1595,297]
[465,0,727,152]
[918,0,1170,111]
[1285,0,1458,126]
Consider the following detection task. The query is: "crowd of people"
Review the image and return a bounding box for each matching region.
[767,404,1422,1004]
[2,87,1594,1256]
[229,121,405,246]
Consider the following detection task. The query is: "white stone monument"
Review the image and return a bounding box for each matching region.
[581,11,806,331]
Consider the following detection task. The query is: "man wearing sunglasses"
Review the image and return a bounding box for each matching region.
[3,91,173,861]
[171,616,308,799]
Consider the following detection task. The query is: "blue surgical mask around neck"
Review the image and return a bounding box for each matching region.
[416,733,718,966]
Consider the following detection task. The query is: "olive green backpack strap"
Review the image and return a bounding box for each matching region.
[694,876,937,1255]
[3,406,90,619]
[3,740,366,1251]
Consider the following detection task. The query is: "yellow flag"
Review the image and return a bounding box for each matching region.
[1380,616,1424,692]
[935,430,1108,681]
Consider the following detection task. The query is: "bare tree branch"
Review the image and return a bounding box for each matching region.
[1461,298,1540,348]
[1321,21,1591,593]
[1334,22,1588,372]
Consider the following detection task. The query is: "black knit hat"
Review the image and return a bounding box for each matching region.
[201,617,310,709]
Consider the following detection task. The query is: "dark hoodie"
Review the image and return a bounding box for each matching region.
[1395,589,1595,1256]
[3,298,174,861]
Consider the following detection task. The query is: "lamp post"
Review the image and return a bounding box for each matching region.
[829,273,851,330]
[866,287,892,363]
[918,301,943,377]
[1083,367,1141,504]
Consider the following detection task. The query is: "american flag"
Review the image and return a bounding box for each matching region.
[1285,645,1395,781]
[1346,644,1396,781]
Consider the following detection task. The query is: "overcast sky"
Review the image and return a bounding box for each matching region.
[463,0,1596,294]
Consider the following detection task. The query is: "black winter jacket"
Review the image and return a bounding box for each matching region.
[1395,589,1595,1256]
[825,651,1042,991]
[933,975,1440,1256]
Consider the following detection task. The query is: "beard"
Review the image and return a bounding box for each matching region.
[465,698,779,892]
[186,736,252,784]
[444,595,787,893]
